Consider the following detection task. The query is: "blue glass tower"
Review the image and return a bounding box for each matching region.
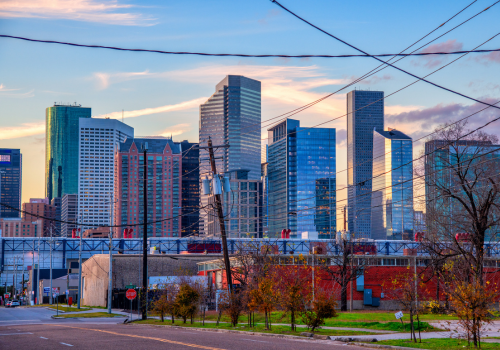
[199,75,261,235]
[46,103,91,201]
[347,90,384,238]
[0,149,22,218]
[267,119,336,238]
[371,128,413,240]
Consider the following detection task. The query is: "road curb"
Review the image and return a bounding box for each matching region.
[128,323,330,342]
[349,342,431,350]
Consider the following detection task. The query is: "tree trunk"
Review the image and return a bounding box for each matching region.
[171,314,175,324]
[416,313,422,342]
[341,283,348,311]
[265,310,269,330]
[216,309,222,326]
[410,310,416,343]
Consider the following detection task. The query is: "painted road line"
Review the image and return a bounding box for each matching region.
[60,342,73,346]
[40,336,48,339]
[0,332,33,336]
[49,325,226,350]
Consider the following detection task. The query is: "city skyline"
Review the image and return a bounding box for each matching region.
[2,1,500,210]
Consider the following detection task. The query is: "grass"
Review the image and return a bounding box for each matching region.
[373,338,500,349]
[202,311,441,332]
[57,312,125,318]
[134,319,381,337]
[48,306,91,312]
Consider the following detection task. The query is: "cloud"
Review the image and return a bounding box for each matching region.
[92,70,151,90]
[0,122,45,140]
[347,74,392,85]
[385,98,500,140]
[157,123,191,138]
[0,84,20,92]
[0,0,156,26]
[474,51,500,65]
[413,39,463,69]
[258,9,281,25]
[95,97,207,119]
[0,88,35,98]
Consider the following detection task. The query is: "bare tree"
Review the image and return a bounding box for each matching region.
[318,233,368,311]
[418,121,500,285]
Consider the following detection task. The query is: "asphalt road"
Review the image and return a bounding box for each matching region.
[0,308,366,350]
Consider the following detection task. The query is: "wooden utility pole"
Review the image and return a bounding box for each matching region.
[206,138,232,292]
[141,143,148,320]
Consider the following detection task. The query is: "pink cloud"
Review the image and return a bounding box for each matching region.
[474,51,500,65]
[413,39,463,69]
[385,98,500,140]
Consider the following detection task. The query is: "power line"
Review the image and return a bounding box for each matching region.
[1,34,498,59]
[271,0,500,111]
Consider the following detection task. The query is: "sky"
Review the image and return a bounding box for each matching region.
[1,0,499,222]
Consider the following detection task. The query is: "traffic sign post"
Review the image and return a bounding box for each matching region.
[126,289,137,321]
[395,311,404,330]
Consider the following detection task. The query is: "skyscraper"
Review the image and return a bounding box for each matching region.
[114,138,183,238]
[347,90,384,238]
[180,140,200,237]
[78,118,134,230]
[0,149,22,218]
[199,75,261,235]
[371,128,413,240]
[46,103,91,202]
[267,119,336,238]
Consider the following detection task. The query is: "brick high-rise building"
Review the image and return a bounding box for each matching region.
[114,138,183,238]
[22,198,56,236]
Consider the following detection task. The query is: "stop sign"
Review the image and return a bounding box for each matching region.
[126,289,137,300]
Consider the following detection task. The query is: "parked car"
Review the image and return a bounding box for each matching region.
[5,301,12,308]
[7,300,20,308]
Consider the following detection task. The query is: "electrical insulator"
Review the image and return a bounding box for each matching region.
[222,177,231,193]
[212,176,222,195]
[202,176,211,195]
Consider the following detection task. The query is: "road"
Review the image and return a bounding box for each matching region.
[0,308,366,349]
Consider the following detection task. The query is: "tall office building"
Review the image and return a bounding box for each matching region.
[114,138,183,238]
[78,118,133,230]
[61,194,78,237]
[46,103,91,202]
[371,128,413,240]
[199,75,261,235]
[267,119,336,238]
[347,90,384,238]
[0,149,22,218]
[207,170,263,238]
[50,197,62,236]
[180,140,200,237]
[425,139,500,238]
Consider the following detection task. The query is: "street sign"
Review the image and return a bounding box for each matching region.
[52,287,59,296]
[125,284,136,289]
[395,311,404,319]
[43,287,50,295]
[126,289,137,300]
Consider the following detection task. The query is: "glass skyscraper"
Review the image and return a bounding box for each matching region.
[267,119,336,238]
[371,128,413,240]
[46,103,91,202]
[347,90,384,238]
[180,140,200,237]
[0,149,22,218]
[199,75,261,235]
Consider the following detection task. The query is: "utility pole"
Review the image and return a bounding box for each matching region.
[206,138,232,293]
[77,215,83,308]
[141,142,148,320]
[49,227,53,305]
[37,237,40,304]
[108,194,113,314]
